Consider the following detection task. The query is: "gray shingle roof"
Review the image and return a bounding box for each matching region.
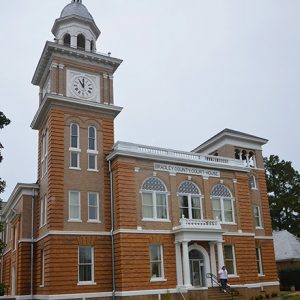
[273,230,300,261]
[60,0,93,20]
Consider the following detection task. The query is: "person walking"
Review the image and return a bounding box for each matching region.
[218,266,228,292]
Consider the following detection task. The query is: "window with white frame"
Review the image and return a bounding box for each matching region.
[70,123,80,169]
[211,184,235,223]
[253,205,262,228]
[40,250,45,287]
[250,175,257,189]
[87,126,98,171]
[69,191,81,221]
[150,244,164,280]
[141,177,168,221]
[256,247,264,275]
[41,129,48,177]
[224,245,236,275]
[78,246,94,283]
[88,192,99,222]
[178,181,202,219]
[40,195,47,227]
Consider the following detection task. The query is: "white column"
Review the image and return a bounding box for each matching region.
[209,242,217,280]
[217,241,224,270]
[175,242,183,287]
[182,241,191,287]
[71,35,77,48]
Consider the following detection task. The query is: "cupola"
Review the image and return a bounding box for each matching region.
[51,0,101,52]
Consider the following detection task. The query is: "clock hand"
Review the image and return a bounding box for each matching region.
[79,79,84,88]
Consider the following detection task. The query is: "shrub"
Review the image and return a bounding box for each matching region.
[279,266,300,291]
[0,283,5,296]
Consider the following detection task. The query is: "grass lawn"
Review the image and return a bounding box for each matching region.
[272,291,300,300]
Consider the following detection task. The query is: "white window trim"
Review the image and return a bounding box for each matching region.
[178,193,203,219]
[250,175,258,190]
[41,129,48,178]
[142,191,169,221]
[78,246,95,285]
[69,191,81,222]
[69,123,81,169]
[256,247,264,276]
[254,205,263,229]
[88,126,97,151]
[70,123,80,149]
[224,245,237,276]
[88,192,100,222]
[40,195,47,228]
[212,196,235,224]
[87,152,98,172]
[150,244,165,282]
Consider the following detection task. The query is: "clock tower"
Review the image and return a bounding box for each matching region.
[30,0,122,294]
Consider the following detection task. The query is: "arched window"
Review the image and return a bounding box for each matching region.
[70,123,80,168]
[41,129,48,177]
[87,126,98,171]
[90,40,94,52]
[211,184,234,223]
[77,34,85,50]
[63,33,71,47]
[141,177,168,220]
[248,151,256,168]
[178,181,202,219]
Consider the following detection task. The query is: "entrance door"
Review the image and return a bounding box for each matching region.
[189,249,205,287]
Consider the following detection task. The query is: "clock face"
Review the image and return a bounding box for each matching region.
[71,75,95,99]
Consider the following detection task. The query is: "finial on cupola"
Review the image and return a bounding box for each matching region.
[72,0,82,3]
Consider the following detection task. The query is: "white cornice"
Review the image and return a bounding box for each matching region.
[32,41,122,86]
[107,141,250,173]
[1,183,38,217]
[31,95,123,130]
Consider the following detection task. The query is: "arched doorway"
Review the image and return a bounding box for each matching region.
[189,249,205,287]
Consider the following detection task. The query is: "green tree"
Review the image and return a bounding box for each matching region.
[0,111,10,199]
[264,155,300,237]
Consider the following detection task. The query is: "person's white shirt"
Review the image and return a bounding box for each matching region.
[218,268,228,279]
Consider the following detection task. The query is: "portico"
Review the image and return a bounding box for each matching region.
[173,218,224,289]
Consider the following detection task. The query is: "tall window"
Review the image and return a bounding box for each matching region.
[250,175,257,189]
[87,126,98,171]
[41,129,48,177]
[69,191,81,221]
[253,205,262,228]
[40,195,47,227]
[211,184,234,223]
[40,250,45,287]
[150,244,164,280]
[70,124,80,169]
[63,33,71,47]
[78,246,94,283]
[77,34,86,50]
[88,192,99,222]
[141,177,168,221]
[178,181,202,219]
[256,247,264,275]
[224,245,236,275]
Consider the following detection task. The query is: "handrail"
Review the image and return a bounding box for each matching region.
[206,273,239,300]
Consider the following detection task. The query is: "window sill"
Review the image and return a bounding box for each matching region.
[69,147,81,152]
[251,188,258,190]
[69,167,81,170]
[258,274,265,277]
[87,220,101,223]
[255,227,264,230]
[150,278,167,282]
[39,285,44,288]
[68,219,82,223]
[228,274,239,278]
[87,169,99,172]
[77,281,96,286]
[87,150,99,154]
[220,222,237,225]
[142,218,171,222]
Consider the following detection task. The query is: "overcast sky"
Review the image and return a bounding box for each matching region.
[1,0,300,201]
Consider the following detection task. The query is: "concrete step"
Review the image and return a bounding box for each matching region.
[208,287,245,300]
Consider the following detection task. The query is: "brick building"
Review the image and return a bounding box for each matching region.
[0,1,279,299]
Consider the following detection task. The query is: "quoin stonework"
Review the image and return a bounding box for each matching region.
[1,1,279,299]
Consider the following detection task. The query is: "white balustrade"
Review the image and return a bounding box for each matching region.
[178,218,221,230]
[113,142,246,169]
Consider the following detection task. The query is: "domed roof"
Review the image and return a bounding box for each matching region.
[60,0,93,21]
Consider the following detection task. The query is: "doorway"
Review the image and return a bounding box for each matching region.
[189,249,205,287]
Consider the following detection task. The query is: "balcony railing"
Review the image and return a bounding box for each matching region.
[176,218,222,230]
[113,141,246,169]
